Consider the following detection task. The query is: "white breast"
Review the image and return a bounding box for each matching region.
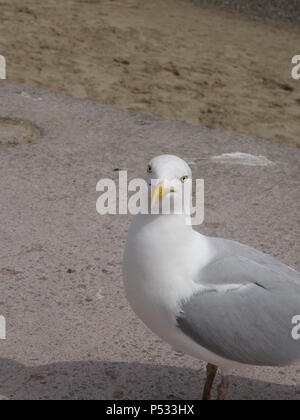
[123,214,212,346]
[123,214,251,372]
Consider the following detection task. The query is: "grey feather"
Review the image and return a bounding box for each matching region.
[177,238,300,366]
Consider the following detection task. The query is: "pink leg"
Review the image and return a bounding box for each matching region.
[202,363,218,400]
[217,375,230,400]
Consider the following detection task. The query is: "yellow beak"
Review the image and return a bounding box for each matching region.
[151,182,171,208]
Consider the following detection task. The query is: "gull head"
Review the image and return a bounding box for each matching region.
[145,155,192,209]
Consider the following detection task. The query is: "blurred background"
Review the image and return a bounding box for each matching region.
[0,0,299,146]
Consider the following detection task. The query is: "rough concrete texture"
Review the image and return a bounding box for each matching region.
[0,83,299,400]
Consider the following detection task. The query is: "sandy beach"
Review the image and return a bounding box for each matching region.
[0,0,299,147]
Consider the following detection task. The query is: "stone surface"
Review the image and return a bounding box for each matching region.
[0,83,299,400]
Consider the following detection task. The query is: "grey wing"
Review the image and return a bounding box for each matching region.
[177,256,300,366]
[207,237,300,284]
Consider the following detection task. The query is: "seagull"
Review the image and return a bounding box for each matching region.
[123,155,300,400]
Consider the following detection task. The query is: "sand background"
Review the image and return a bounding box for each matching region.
[0,0,299,147]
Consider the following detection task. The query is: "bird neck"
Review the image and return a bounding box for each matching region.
[134,213,193,232]
[127,213,211,278]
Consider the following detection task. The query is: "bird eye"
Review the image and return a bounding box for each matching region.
[180,175,188,183]
[147,165,152,173]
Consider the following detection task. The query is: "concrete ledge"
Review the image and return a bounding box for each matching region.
[0,83,299,399]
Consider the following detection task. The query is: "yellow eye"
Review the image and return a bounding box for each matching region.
[147,165,152,173]
[180,175,188,183]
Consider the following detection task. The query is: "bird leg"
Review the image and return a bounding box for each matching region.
[202,363,218,400]
[217,375,230,401]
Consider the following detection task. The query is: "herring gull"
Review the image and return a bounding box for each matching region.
[123,155,300,400]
